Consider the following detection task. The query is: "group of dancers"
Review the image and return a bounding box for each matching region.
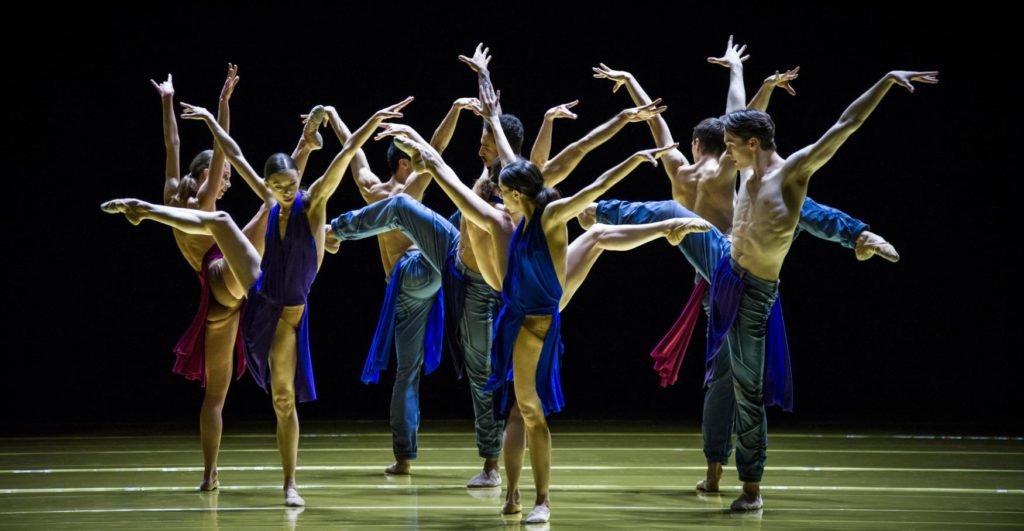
[102,38,937,523]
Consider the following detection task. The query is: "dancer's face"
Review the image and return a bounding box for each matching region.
[267,170,300,206]
[195,162,234,200]
[498,184,524,216]
[479,129,498,167]
[724,131,756,168]
[217,162,232,199]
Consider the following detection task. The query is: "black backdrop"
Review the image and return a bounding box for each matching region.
[7,2,1018,435]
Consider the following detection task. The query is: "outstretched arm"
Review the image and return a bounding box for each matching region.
[785,70,939,184]
[707,35,749,113]
[375,122,435,201]
[195,63,240,211]
[530,100,578,167]
[747,67,799,111]
[544,145,678,227]
[308,97,414,210]
[387,133,513,236]
[323,106,384,203]
[593,63,689,175]
[151,74,180,205]
[180,102,272,203]
[431,97,482,154]
[542,100,666,188]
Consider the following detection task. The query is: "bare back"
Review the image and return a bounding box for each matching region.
[675,162,736,234]
[457,171,515,291]
[541,214,569,291]
[459,201,512,292]
[360,182,417,274]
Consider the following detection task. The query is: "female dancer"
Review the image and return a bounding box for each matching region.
[104,94,411,505]
[383,119,708,522]
[149,65,258,492]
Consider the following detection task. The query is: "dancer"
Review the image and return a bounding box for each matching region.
[105,95,412,506]
[385,96,709,521]
[593,67,937,510]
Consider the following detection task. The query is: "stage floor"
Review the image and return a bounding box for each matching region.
[2,421,1021,529]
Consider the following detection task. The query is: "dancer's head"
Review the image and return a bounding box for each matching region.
[387,142,412,179]
[722,110,776,168]
[263,153,300,206]
[480,114,524,167]
[691,117,726,160]
[172,150,232,203]
[498,157,560,216]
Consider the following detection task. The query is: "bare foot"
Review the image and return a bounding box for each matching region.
[100,199,146,225]
[324,226,341,254]
[666,218,712,246]
[855,230,900,262]
[577,203,598,230]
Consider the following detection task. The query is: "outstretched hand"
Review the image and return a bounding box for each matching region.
[707,35,749,68]
[888,70,940,93]
[634,143,680,166]
[592,63,631,94]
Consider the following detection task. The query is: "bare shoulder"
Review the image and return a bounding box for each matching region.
[674,163,705,185]
[360,182,393,204]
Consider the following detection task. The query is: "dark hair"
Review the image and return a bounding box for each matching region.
[692,117,726,156]
[263,152,298,179]
[172,149,214,204]
[722,110,776,150]
[387,142,411,174]
[499,157,560,210]
[483,114,525,154]
[473,174,499,202]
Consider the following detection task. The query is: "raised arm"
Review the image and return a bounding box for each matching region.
[387,133,513,236]
[542,100,666,188]
[593,63,689,175]
[216,63,238,132]
[151,74,180,204]
[323,105,383,202]
[530,100,579,168]
[381,98,486,200]
[195,64,240,211]
[479,80,517,167]
[544,145,678,227]
[707,35,749,114]
[307,97,413,210]
[180,102,271,203]
[784,70,939,184]
[375,122,435,200]
[747,67,799,111]
[459,43,501,114]
[431,97,482,154]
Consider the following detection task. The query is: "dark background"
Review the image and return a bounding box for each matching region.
[7,2,1018,434]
